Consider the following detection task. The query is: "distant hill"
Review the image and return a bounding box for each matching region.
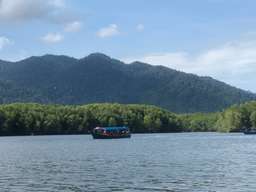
[0,53,255,113]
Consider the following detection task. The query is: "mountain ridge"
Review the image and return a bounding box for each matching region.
[0,53,255,113]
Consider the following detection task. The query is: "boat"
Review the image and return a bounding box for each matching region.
[92,126,131,139]
[243,128,256,134]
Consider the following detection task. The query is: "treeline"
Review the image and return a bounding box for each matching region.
[0,103,182,136]
[181,101,256,133]
[179,113,219,132]
[215,101,256,132]
[0,102,255,136]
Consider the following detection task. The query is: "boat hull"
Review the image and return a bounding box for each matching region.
[243,128,256,134]
[92,133,131,139]
[244,131,256,135]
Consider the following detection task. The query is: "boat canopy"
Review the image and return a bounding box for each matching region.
[95,126,128,131]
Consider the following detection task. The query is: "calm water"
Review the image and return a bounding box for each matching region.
[0,133,256,192]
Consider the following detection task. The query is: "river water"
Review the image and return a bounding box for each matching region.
[0,133,255,192]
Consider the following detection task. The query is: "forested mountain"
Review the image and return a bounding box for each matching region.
[0,53,255,113]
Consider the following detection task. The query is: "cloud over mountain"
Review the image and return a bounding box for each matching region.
[64,21,82,32]
[41,33,63,44]
[97,24,120,38]
[0,36,12,50]
[124,39,256,92]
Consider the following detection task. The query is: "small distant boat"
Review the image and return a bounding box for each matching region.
[92,126,131,139]
[243,128,256,134]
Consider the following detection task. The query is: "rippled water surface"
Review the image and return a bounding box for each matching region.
[0,133,256,192]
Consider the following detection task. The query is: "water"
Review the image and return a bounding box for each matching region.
[0,133,256,192]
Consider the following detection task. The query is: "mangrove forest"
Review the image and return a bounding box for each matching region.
[0,101,255,136]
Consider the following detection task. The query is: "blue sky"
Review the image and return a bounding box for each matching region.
[0,0,256,92]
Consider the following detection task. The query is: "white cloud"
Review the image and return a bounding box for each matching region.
[0,36,12,50]
[0,0,66,23]
[50,0,65,8]
[97,24,120,38]
[41,33,63,44]
[136,24,144,32]
[64,21,82,32]
[1,49,29,62]
[123,40,256,92]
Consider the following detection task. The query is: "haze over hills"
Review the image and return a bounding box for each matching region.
[0,53,255,113]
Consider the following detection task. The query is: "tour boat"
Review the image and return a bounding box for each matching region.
[243,128,256,134]
[92,126,131,139]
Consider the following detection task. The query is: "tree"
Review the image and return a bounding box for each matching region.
[250,111,256,128]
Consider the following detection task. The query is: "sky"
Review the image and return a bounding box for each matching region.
[0,0,256,92]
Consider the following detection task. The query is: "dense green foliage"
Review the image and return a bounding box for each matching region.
[0,101,255,136]
[180,113,219,132]
[216,101,256,132]
[181,101,256,133]
[0,53,255,113]
[0,103,183,136]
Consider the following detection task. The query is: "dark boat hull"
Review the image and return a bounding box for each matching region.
[92,133,131,139]
[243,128,256,134]
[244,131,256,135]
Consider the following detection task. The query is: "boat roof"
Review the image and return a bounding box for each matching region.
[95,126,128,130]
